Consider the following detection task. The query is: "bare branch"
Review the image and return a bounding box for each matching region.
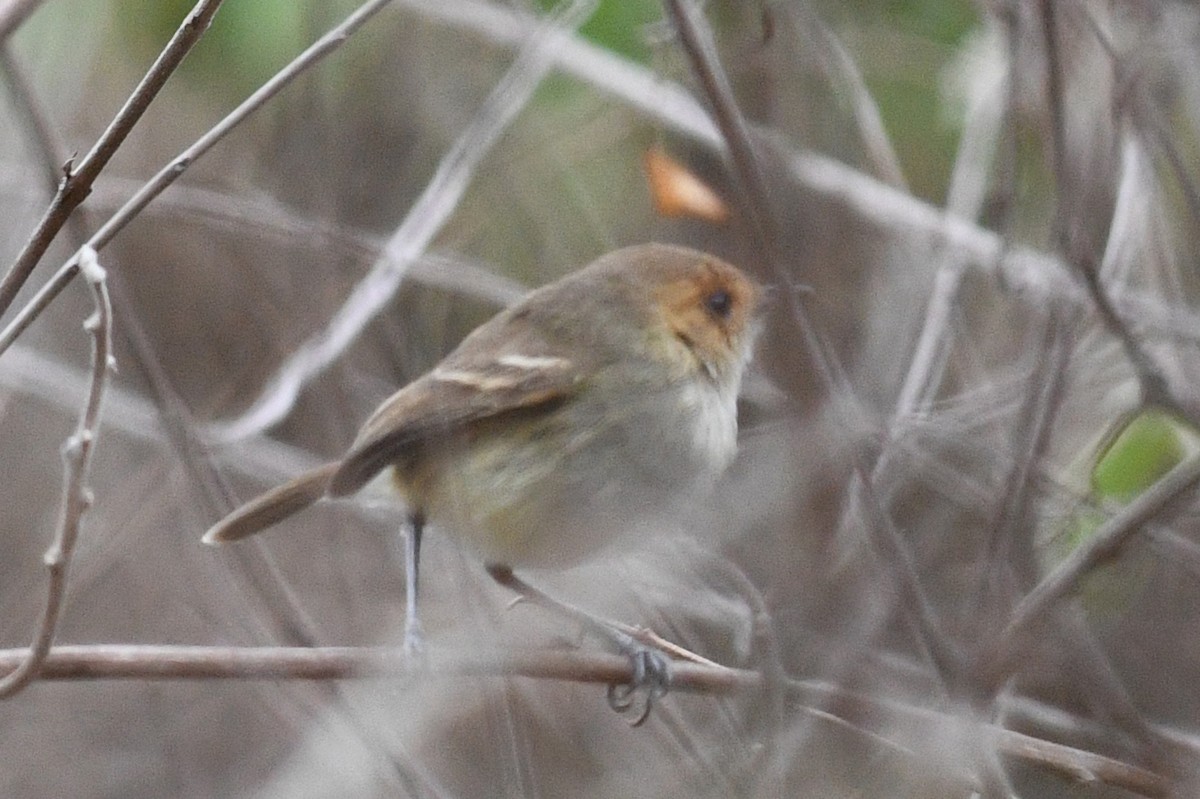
[783,3,907,190]
[663,0,968,695]
[777,147,1200,345]
[797,679,1173,798]
[0,643,751,691]
[378,2,1200,347]
[988,724,1169,798]
[662,0,779,258]
[0,644,1172,796]
[984,451,1200,687]
[0,45,62,194]
[977,313,1072,612]
[892,17,1011,421]
[397,0,721,146]
[0,247,112,699]
[3,34,240,551]
[212,0,598,442]
[1037,2,1187,426]
[0,0,225,318]
[0,0,400,360]
[1081,10,1200,236]
[0,0,44,42]
[0,165,528,305]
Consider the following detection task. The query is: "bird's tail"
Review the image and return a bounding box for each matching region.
[202,462,340,544]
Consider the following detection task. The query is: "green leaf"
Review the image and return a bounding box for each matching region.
[534,0,660,64]
[1090,411,1187,503]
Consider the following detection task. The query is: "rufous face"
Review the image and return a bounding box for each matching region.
[653,259,761,382]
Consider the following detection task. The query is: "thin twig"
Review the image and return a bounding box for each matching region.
[0,644,753,691]
[622,626,725,669]
[0,247,112,699]
[0,0,399,360]
[1004,690,1200,764]
[1081,234,1180,414]
[364,1,1200,345]
[795,678,1172,798]
[662,0,779,258]
[1086,133,1200,429]
[664,0,964,692]
[783,2,907,190]
[988,724,1168,798]
[851,469,967,684]
[1038,0,1069,212]
[397,0,721,146]
[685,545,789,791]
[776,146,1200,345]
[1038,1,1184,422]
[0,0,44,42]
[212,0,597,442]
[1081,8,1200,235]
[0,167,529,306]
[985,451,1200,685]
[979,312,1072,607]
[1079,137,1179,412]
[0,643,1172,795]
[3,30,234,521]
[889,261,965,421]
[891,13,1012,421]
[0,0,225,319]
[489,565,729,674]
[2,30,352,668]
[0,45,62,193]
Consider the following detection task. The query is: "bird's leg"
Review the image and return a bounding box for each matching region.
[402,511,425,656]
[485,563,670,726]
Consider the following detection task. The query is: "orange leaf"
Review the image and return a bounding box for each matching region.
[643,148,730,224]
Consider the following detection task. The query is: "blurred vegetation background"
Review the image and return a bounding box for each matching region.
[2,0,1199,797]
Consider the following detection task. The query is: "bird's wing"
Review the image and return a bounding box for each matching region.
[328,310,585,497]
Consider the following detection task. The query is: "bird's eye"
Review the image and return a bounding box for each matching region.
[704,289,733,318]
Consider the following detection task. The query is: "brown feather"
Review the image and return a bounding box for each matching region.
[202,463,339,544]
[202,243,756,547]
[328,316,583,497]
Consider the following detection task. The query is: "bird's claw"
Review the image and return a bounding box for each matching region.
[606,642,671,726]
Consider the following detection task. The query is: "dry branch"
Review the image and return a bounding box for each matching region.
[0,0,44,42]
[0,0,225,318]
[213,0,597,441]
[987,451,1200,686]
[0,644,1171,796]
[0,0,399,359]
[0,247,112,699]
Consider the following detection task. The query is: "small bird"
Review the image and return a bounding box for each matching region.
[204,243,762,685]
